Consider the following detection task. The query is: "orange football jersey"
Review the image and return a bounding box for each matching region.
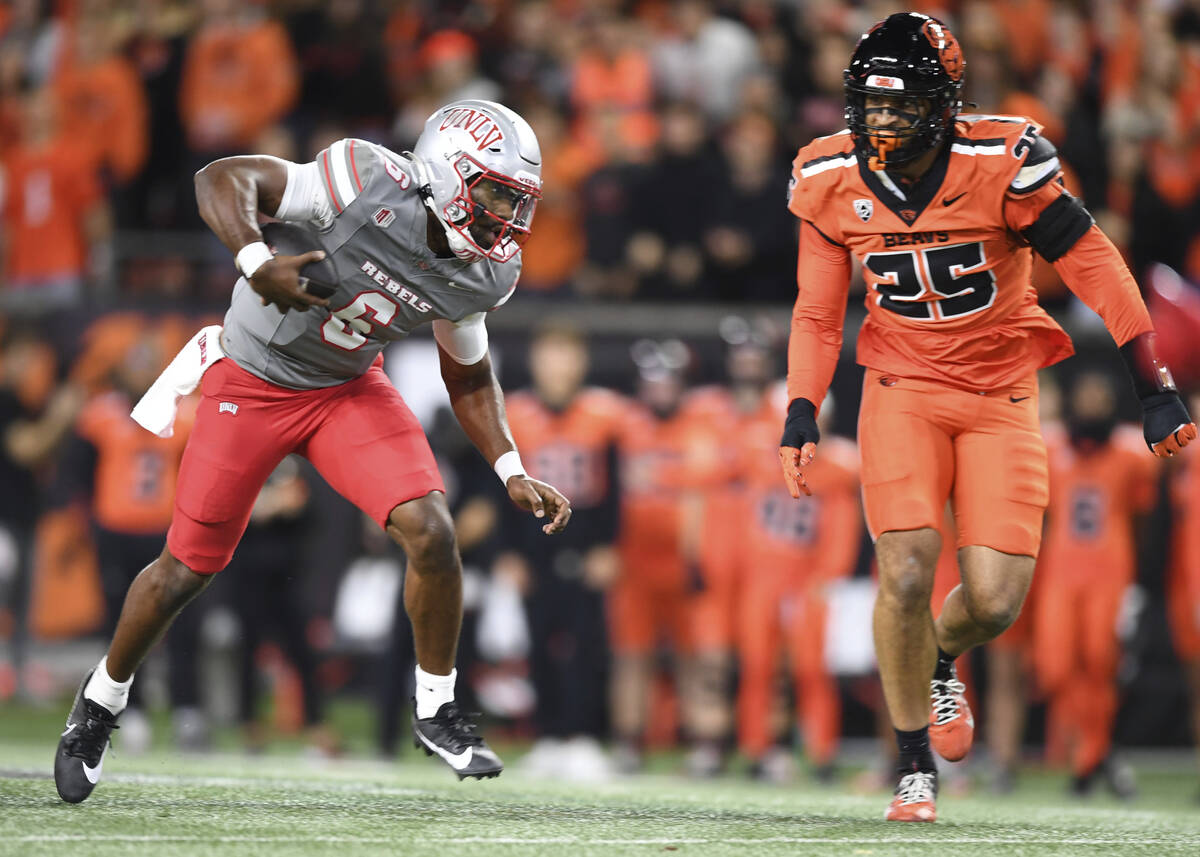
[678,385,747,573]
[616,399,727,558]
[740,389,860,586]
[76,392,195,534]
[786,116,1153,404]
[1039,426,1158,585]
[1168,443,1200,657]
[505,387,627,510]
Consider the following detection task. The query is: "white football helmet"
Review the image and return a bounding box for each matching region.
[411,100,542,263]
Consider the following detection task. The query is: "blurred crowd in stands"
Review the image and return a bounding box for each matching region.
[2,0,1200,793]
[1,0,1199,306]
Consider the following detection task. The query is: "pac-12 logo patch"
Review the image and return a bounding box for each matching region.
[373,207,396,228]
[853,198,873,222]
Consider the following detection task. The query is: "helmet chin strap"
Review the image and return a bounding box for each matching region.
[411,155,484,263]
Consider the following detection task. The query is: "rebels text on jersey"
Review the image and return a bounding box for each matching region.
[785,116,1153,404]
[221,139,520,390]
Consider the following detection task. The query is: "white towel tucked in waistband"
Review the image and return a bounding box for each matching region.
[131,324,226,437]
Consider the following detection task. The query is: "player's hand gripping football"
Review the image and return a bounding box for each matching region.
[506,475,572,534]
[1141,391,1198,457]
[779,397,820,498]
[249,251,332,313]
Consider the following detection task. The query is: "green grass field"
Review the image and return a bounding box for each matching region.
[2,703,1198,857]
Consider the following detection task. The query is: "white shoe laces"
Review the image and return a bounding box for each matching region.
[930,677,966,726]
[895,770,937,806]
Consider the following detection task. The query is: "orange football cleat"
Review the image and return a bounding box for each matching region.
[885,770,938,822]
[929,670,974,762]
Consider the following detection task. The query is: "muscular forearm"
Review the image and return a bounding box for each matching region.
[440,350,516,468]
[193,156,287,256]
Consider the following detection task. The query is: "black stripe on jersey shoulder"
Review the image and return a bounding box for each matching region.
[951,136,1008,148]
[1021,193,1094,262]
[1023,133,1059,167]
[806,221,845,248]
[802,151,854,170]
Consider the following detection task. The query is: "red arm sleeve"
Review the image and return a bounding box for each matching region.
[787,220,852,410]
[1005,183,1153,347]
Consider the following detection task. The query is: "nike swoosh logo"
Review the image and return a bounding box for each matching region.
[1010,395,1030,403]
[61,723,77,738]
[942,192,967,206]
[416,732,473,769]
[83,752,105,784]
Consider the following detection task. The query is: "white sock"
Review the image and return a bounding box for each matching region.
[414,665,456,719]
[83,656,133,716]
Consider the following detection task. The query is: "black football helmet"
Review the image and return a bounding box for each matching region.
[844,12,965,170]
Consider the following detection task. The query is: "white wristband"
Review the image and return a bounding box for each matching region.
[236,241,273,279]
[493,450,526,485]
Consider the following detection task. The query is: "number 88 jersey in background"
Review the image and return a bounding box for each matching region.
[785,115,1152,404]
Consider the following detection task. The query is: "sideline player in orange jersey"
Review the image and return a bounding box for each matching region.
[680,328,780,777]
[779,13,1196,822]
[1034,370,1157,798]
[609,346,728,772]
[736,389,860,783]
[503,323,624,780]
[1168,393,1200,788]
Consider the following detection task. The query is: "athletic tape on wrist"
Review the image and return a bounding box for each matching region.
[493,450,526,485]
[236,241,273,279]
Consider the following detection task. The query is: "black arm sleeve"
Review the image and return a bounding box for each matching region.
[1020,192,1094,262]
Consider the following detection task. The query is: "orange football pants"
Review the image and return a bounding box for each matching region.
[858,369,1048,556]
[736,567,840,765]
[1034,563,1128,775]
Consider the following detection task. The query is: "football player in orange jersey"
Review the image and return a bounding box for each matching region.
[1035,370,1157,798]
[1168,392,1200,788]
[736,391,860,783]
[778,13,1196,822]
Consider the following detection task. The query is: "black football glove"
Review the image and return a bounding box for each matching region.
[779,397,820,498]
[1140,391,1198,457]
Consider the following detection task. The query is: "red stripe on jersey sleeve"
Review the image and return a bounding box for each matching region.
[349,141,363,192]
[321,150,342,213]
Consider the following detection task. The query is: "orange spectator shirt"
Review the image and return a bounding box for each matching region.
[76,392,195,534]
[179,20,299,152]
[1039,426,1157,586]
[0,138,100,280]
[53,54,148,183]
[786,116,1152,407]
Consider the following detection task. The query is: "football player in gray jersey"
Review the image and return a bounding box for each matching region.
[55,101,571,802]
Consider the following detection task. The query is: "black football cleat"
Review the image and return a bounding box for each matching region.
[55,670,121,803]
[412,701,503,780]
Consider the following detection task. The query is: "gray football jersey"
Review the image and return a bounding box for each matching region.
[221,139,519,390]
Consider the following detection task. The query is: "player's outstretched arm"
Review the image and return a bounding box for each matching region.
[437,343,571,534]
[779,398,820,498]
[193,156,329,313]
